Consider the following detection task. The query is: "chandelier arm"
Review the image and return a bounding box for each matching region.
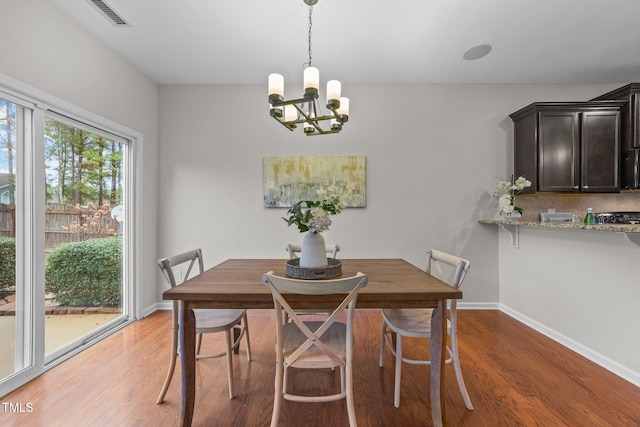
[293,103,309,122]
[272,114,296,131]
[269,95,316,108]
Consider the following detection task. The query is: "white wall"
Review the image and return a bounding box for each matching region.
[157,83,620,307]
[1,0,159,311]
[499,226,640,385]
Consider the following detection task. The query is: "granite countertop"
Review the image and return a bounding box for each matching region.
[479,219,640,233]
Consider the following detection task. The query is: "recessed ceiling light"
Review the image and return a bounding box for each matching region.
[463,44,492,61]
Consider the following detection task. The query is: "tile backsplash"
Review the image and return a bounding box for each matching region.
[516,191,640,222]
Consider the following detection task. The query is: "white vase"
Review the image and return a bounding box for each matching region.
[299,230,328,268]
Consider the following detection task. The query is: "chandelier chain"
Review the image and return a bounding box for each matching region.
[307,5,313,67]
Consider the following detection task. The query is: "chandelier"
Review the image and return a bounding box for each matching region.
[268,0,349,136]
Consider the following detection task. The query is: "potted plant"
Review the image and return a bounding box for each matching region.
[283,195,343,268]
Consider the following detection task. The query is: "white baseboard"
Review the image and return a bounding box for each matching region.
[457,302,500,310]
[499,303,640,388]
[141,302,171,317]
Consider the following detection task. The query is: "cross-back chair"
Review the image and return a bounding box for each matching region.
[379,249,473,410]
[262,271,368,427]
[156,248,251,404]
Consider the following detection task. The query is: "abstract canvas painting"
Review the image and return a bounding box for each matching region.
[263,156,366,207]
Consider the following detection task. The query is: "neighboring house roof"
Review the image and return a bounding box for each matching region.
[0,173,13,194]
[0,173,11,189]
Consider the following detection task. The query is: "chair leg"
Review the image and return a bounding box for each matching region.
[345,361,357,427]
[271,363,284,427]
[156,317,179,404]
[379,320,387,367]
[195,332,203,356]
[243,313,252,362]
[451,337,473,410]
[394,333,403,408]
[225,329,235,399]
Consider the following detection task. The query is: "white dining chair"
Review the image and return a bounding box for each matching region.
[379,249,473,410]
[262,271,368,427]
[156,248,251,404]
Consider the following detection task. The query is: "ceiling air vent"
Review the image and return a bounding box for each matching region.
[86,0,130,27]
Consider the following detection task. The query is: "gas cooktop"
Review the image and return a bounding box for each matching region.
[595,211,640,224]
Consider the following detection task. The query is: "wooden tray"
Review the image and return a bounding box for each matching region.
[285,258,342,279]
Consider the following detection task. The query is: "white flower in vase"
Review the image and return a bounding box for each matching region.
[492,175,531,218]
[282,196,343,268]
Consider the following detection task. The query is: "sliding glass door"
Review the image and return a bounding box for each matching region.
[0,83,138,396]
[43,115,127,362]
[0,97,25,382]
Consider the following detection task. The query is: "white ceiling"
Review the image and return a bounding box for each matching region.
[49,0,640,86]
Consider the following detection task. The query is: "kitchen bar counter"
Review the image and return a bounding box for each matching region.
[479,219,640,248]
[479,219,640,233]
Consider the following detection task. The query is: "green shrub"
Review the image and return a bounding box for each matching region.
[45,237,122,307]
[0,237,16,290]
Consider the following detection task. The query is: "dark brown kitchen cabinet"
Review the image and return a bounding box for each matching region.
[591,83,640,151]
[510,102,624,193]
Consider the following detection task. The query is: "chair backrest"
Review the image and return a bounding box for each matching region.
[262,272,368,367]
[426,249,470,290]
[158,248,204,289]
[286,243,341,259]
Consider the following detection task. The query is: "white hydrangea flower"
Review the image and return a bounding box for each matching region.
[308,207,332,232]
[283,196,343,233]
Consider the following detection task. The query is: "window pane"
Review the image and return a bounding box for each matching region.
[0,98,18,380]
[43,118,124,357]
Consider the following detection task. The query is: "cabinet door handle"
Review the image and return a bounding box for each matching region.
[573,185,579,189]
[583,185,589,189]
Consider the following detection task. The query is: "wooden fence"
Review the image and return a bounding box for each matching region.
[0,204,12,239]
[0,203,119,250]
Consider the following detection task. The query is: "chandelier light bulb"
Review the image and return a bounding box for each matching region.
[337,97,349,116]
[304,67,319,93]
[326,80,341,109]
[284,105,297,122]
[326,80,341,100]
[268,73,284,103]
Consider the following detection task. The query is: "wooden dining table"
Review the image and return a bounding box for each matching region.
[162,258,463,427]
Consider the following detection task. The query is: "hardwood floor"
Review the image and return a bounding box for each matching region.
[2,310,639,426]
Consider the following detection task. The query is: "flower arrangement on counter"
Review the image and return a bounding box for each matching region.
[492,175,531,217]
[283,195,343,233]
